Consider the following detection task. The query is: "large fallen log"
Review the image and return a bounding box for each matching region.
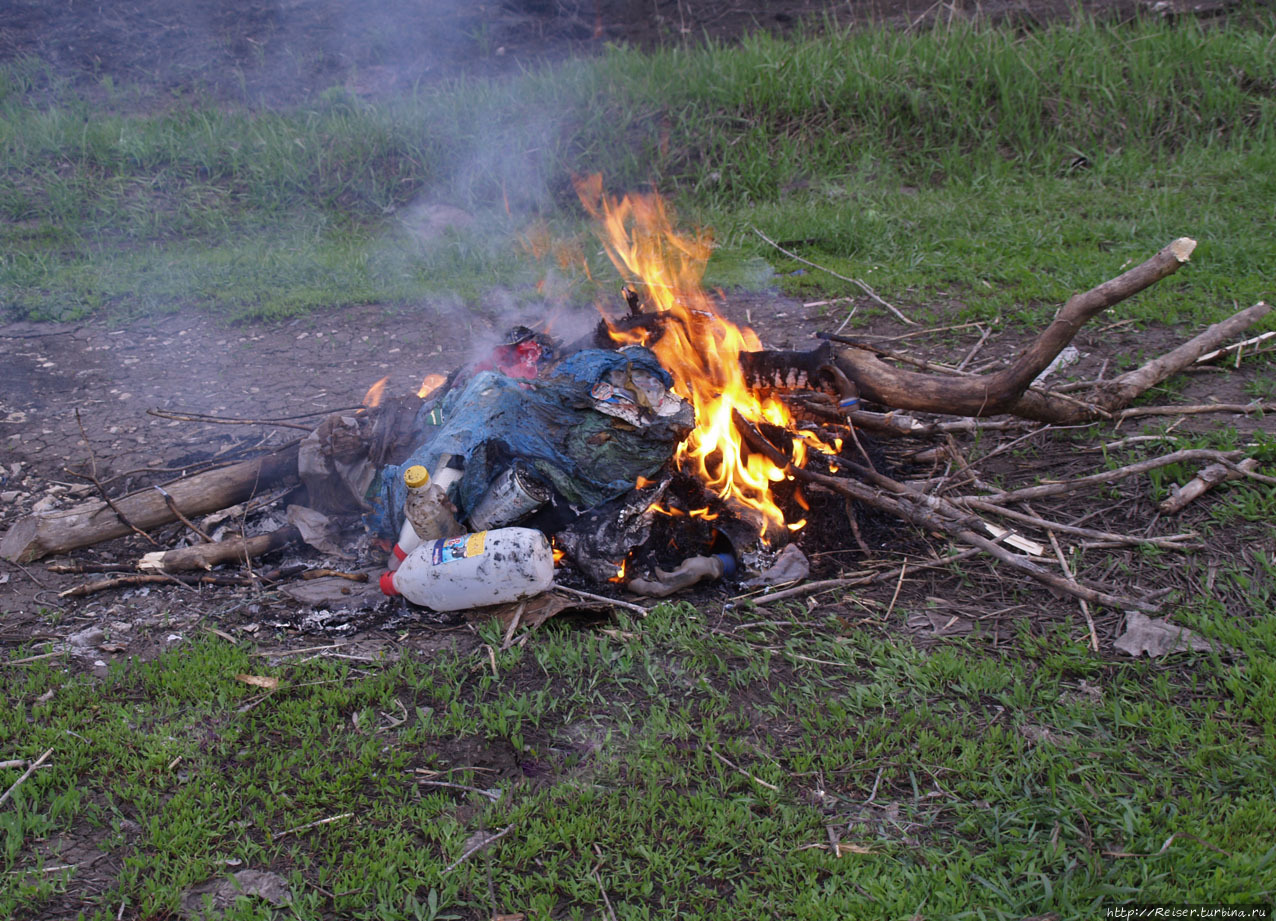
[0,443,301,564]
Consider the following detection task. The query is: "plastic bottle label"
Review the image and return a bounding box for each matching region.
[431,531,487,565]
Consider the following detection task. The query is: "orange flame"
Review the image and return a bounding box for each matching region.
[418,373,447,399]
[362,376,389,409]
[577,175,804,541]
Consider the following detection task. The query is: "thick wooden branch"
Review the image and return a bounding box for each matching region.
[830,238,1198,420]
[1095,300,1273,409]
[1,443,301,564]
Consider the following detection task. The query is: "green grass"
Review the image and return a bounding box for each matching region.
[2,598,1273,919]
[2,12,1274,322]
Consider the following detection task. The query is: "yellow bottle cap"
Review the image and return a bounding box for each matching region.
[403,465,431,489]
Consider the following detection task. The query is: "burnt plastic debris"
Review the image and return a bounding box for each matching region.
[470,326,558,381]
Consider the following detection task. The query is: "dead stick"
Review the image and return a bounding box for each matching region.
[275,812,354,840]
[833,238,1197,419]
[300,569,370,583]
[734,413,1148,609]
[956,325,993,372]
[593,868,620,921]
[138,526,300,573]
[554,585,650,616]
[979,448,1247,505]
[4,651,64,666]
[958,497,1198,549]
[753,227,916,326]
[1117,402,1276,421]
[1025,502,1098,652]
[415,780,502,801]
[709,746,779,791]
[2,442,301,563]
[0,748,53,807]
[793,466,1158,612]
[1159,458,1261,514]
[60,574,214,597]
[1195,330,1276,364]
[158,405,366,423]
[47,562,135,574]
[74,409,158,548]
[153,486,212,542]
[59,564,304,597]
[252,643,347,658]
[1097,301,1272,409]
[884,563,907,619]
[146,409,315,432]
[750,547,986,606]
[442,823,516,875]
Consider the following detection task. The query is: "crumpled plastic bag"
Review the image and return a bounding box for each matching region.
[366,347,692,540]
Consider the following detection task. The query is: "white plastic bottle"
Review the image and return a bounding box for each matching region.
[387,465,464,570]
[379,527,555,611]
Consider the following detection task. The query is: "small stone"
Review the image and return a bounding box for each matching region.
[69,627,106,647]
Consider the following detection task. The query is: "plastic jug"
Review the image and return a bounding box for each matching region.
[379,527,554,611]
[388,465,464,570]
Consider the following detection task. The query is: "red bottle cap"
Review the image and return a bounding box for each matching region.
[379,571,400,596]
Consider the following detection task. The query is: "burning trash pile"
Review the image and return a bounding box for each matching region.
[351,177,867,611]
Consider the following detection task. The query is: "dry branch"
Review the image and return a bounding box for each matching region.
[1095,301,1273,410]
[73,409,158,548]
[732,410,1154,610]
[957,497,1199,550]
[1117,402,1276,422]
[58,563,308,598]
[789,460,1158,613]
[0,748,53,807]
[831,238,1198,419]
[1159,458,1260,514]
[1195,330,1276,364]
[1,443,301,564]
[137,525,301,573]
[975,448,1245,505]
